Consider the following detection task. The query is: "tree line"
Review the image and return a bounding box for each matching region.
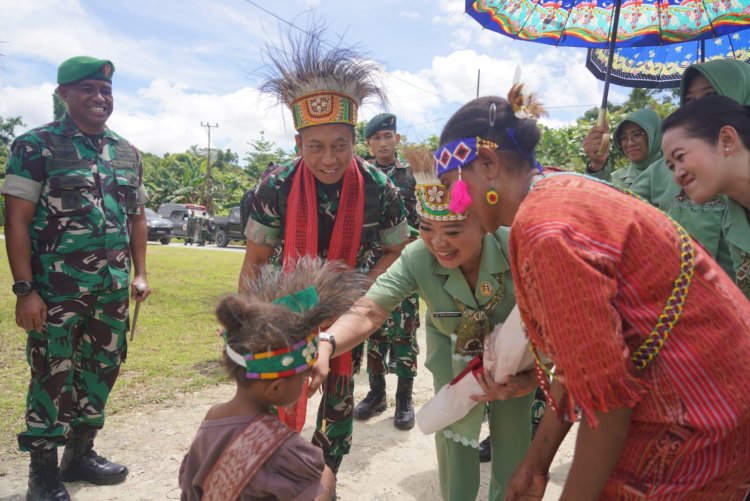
[0,88,677,221]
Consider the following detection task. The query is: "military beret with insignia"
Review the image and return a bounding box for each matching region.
[365,113,397,139]
[57,56,115,85]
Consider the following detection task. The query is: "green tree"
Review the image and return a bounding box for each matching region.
[0,115,25,175]
[53,92,66,121]
[244,131,292,181]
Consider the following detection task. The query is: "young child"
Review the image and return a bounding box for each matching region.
[179,258,369,500]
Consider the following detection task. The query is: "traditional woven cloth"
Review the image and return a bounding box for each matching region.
[510,174,750,498]
[202,414,294,501]
[278,159,364,432]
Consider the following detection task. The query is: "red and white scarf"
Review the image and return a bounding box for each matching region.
[279,158,364,432]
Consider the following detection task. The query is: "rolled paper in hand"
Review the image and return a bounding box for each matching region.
[416,306,547,434]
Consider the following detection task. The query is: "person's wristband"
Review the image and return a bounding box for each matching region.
[318,332,336,356]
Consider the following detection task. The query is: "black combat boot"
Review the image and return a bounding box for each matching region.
[478,436,491,462]
[59,429,128,485]
[394,377,415,430]
[27,448,70,501]
[353,374,387,420]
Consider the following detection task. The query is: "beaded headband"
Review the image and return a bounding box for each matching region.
[400,145,467,222]
[434,136,499,177]
[291,91,358,130]
[224,285,320,380]
[415,183,467,222]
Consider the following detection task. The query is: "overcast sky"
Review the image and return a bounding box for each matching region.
[0,0,626,159]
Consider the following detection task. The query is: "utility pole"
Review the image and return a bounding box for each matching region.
[200,121,218,214]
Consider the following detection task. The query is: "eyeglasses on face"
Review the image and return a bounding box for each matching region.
[619,130,646,146]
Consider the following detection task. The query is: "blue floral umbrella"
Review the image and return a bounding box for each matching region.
[586,30,750,89]
[466,0,750,149]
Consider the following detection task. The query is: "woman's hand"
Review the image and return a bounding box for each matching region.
[582,123,609,172]
[308,343,332,395]
[471,369,537,402]
[505,462,548,501]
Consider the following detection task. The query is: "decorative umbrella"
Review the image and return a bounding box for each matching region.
[466,0,750,149]
[586,30,750,89]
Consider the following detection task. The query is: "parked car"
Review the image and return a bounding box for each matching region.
[211,206,246,247]
[156,203,214,240]
[145,207,173,245]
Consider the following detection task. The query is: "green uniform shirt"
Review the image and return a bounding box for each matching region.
[722,198,750,298]
[365,229,516,440]
[629,158,734,277]
[2,113,147,295]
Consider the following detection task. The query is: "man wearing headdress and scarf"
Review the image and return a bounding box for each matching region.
[238,26,409,478]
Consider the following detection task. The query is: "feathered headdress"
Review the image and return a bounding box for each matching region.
[507,83,547,120]
[402,145,466,222]
[227,257,372,379]
[260,23,387,131]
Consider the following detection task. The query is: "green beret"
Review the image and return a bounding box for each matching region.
[365,113,397,139]
[57,56,115,85]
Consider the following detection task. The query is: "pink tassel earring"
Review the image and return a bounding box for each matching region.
[448,167,472,214]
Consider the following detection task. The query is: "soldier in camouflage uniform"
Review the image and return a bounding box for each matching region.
[353,113,420,430]
[238,27,408,480]
[2,56,150,501]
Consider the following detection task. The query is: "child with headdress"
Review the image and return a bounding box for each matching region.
[179,258,370,500]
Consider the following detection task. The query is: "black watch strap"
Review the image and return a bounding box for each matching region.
[12,281,38,296]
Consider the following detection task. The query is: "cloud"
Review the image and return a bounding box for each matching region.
[398,11,420,20]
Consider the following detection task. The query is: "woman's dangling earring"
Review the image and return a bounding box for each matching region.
[485,181,499,205]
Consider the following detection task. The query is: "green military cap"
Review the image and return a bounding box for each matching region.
[57,56,115,85]
[365,113,397,139]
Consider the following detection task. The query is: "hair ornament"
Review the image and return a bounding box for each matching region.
[402,145,467,221]
[489,102,497,127]
[508,83,547,120]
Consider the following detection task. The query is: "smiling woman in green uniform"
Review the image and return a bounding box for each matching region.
[310,147,536,501]
[662,94,750,299]
[628,59,750,278]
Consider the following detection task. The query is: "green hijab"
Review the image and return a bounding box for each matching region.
[680,59,750,106]
[613,108,663,172]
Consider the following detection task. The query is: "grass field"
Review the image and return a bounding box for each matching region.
[0,244,244,453]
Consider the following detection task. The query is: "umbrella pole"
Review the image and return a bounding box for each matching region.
[597,0,623,156]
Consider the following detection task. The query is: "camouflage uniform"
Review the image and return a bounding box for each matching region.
[356,157,420,379]
[244,157,408,459]
[2,113,147,451]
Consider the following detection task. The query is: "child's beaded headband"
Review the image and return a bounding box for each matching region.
[223,286,320,380]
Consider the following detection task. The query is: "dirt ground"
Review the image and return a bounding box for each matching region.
[0,331,576,501]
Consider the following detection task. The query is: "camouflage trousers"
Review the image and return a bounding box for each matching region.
[18,288,129,452]
[353,293,420,379]
[312,375,354,458]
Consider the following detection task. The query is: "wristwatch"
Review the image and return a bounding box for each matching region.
[318,331,337,356]
[12,281,38,296]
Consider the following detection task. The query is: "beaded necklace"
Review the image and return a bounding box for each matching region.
[525,172,696,418]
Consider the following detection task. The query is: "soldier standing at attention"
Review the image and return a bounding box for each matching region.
[353,114,420,430]
[239,26,409,481]
[2,56,151,501]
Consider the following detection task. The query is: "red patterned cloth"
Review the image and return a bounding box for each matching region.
[509,174,750,499]
[279,159,364,432]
